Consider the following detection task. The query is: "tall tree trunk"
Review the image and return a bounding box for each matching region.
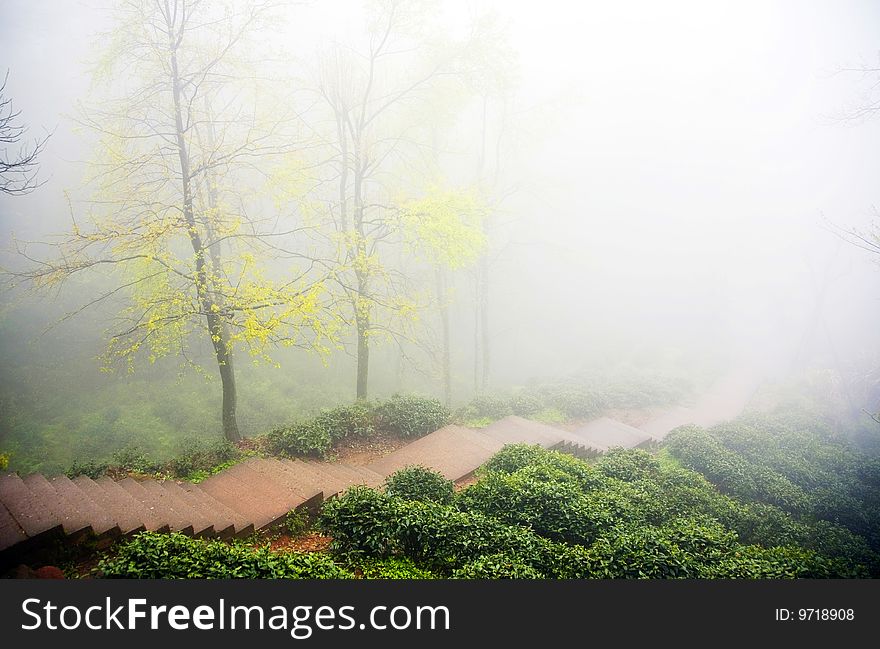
[436,267,451,405]
[355,297,370,400]
[479,233,490,393]
[474,268,481,395]
[167,9,240,442]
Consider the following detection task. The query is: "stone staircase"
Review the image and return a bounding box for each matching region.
[0,456,384,567]
[0,369,762,568]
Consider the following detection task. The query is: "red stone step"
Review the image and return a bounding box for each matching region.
[0,501,28,552]
[47,475,119,537]
[280,459,347,497]
[200,464,303,530]
[0,473,62,540]
[140,480,214,537]
[365,425,505,481]
[337,463,385,488]
[178,482,253,538]
[161,481,235,539]
[305,460,384,489]
[95,476,169,533]
[120,478,194,536]
[570,417,653,450]
[243,459,323,511]
[102,477,171,532]
[21,473,92,537]
[480,416,577,448]
[72,475,145,536]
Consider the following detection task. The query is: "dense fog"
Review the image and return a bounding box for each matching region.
[1,0,879,472]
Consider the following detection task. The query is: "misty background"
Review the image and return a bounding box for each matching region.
[1,0,879,473]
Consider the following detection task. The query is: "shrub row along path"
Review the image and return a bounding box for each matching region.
[0,365,762,564]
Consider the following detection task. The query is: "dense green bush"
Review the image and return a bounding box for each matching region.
[664,426,811,514]
[166,438,241,479]
[98,532,353,579]
[375,394,450,438]
[508,392,543,417]
[456,395,512,421]
[384,466,454,504]
[538,384,606,419]
[452,553,546,579]
[319,440,876,579]
[481,444,602,491]
[457,467,615,545]
[355,557,437,579]
[313,401,377,442]
[110,447,162,474]
[266,421,332,457]
[67,458,109,479]
[666,416,880,553]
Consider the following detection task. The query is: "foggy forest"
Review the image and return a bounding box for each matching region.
[0,0,878,581]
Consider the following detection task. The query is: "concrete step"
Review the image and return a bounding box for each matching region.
[304,460,385,490]
[480,416,584,448]
[280,459,347,497]
[0,473,62,540]
[243,459,323,511]
[0,501,28,553]
[72,475,145,536]
[141,480,215,537]
[21,473,92,537]
[111,477,172,533]
[570,417,654,450]
[161,481,235,539]
[123,479,195,536]
[178,482,252,538]
[95,476,169,533]
[46,474,119,537]
[199,464,303,530]
[365,425,505,481]
[337,463,386,488]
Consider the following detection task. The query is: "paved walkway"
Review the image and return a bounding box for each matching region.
[0,367,763,563]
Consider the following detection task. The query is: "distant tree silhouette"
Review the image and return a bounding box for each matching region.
[0,71,49,195]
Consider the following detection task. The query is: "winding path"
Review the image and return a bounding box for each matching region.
[0,366,764,567]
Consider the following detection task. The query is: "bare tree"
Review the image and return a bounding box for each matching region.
[0,71,50,196]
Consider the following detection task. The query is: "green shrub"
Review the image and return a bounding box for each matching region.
[98,532,353,579]
[375,394,450,438]
[166,438,241,478]
[457,467,615,545]
[665,426,811,514]
[111,447,161,474]
[595,448,663,482]
[282,508,311,537]
[266,421,332,457]
[508,392,543,417]
[539,384,606,418]
[319,487,557,574]
[67,458,109,479]
[532,407,566,424]
[313,401,377,442]
[456,395,512,421]
[384,466,454,505]
[355,557,437,579]
[481,444,601,491]
[318,487,402,556]
[452,553,545,579]
[481,444,548,475]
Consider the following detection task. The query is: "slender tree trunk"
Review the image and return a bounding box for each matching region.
[436,267,451,405]
[474,268,481,395]
[479,227,490,393]
[353,145,370,399]
[355,299,370,399]
[166,9,240,442]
